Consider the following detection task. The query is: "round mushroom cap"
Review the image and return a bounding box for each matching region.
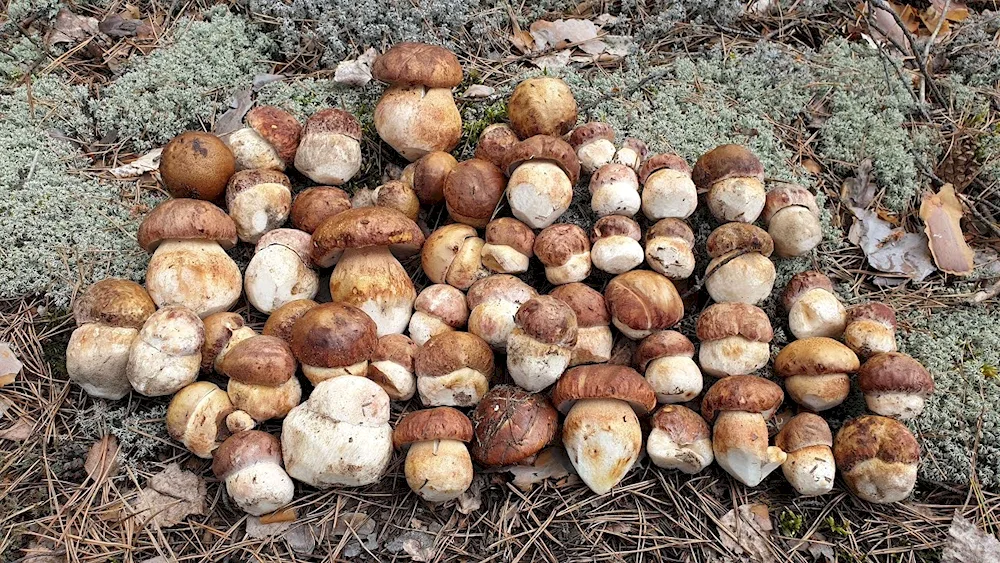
[533,224,590,267]
[159,131,235,201]
[245,106,302,164]
[73,279,155,329]
[369,333,417,373]
[374,180,420,221]
[691,144,765,189]
[225,169,293,239]
[775,412,832,452]
[393,407,473,448]
[470,385,559,466]
[763,183,819,223]
[301,108,362,140]
[262,299,318,344]
[415,331,495,380]
[706,223,774,258]
[372,42,463,87]
[782,270,836,311]
[551,365,656,415]
[166,381,235,457]
[504,135,581,185]
[402,151,458,205]
[484,218,535,257]
[858,353,934,395]
[202,312,253,372]
[444,158,507,227]
[312,206,425,266]
[847,303,898,328]
[569,122,615,148]
[638,154,691,184]
[211,430,283,479]
[633,331,696,371]
[651,404,711,443]
[290,186,351,234]
[508,77,578,138]
[701,375,784,422]
[254,228,313,265]
[646,218,695,246]
[221,335,296,386]
[833,415,920,503]
[476,123,520,169]
[604,270,685,339]
[549,283,609,329]
[696,303,773,343]
[591,215,642,242]
[774,337,860,377]
[290,303,378,369]
[515,296,579,347]
[467,275,537,310]
[414,285,469,328]
[137,199,238,253]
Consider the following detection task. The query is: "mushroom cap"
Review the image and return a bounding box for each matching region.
[551,364,656,415]
[847,303,897,328]
[569,122,615,148]
[534,224,590,267]
[202,312,250,372]
[604,270,685,337]
[549,283,609,329]
[470,385,559,466]
[858,352,934,395]
[696,303,773,343]
[166,381,234,457]
[290,186,351,234]
[638,154,691,184]
[706,223,774,258]
[763,183,819,223]
[393,407,473,448]
[466,274,538,310]
[137,199,238,253]
[475,124,520,169]
[290,303,377,369]
[591,215,642,242]
[211,430,283,479]
[415,331,495,379]
[245,106,302,164]
[159,131,235,201]
[263,299,318,344]
[414,285,468,327]
[633,331,696,371]
[646,218,695,246]
[301,108,362,140]
[403,151,459,205]
[312,206,425,264]
[589,162,639,193]
[420,224,487,288]
[73,279,155,329]
[691,144,765,189]
[370,334,417,369]
[775,412,832,452]
[651,404,711,443]
[443,159,507,227]
[782,270,835,311]
[255,228,313,264]
[225,169,292,204]
[505,135,581,185]
[833,415,920,501]
[372,42,463,88]
[221,335,296,386]
[515,296,578,347]
[508,77,578,138]
[616,138,649,161]
[374,180,420,221]
[701,375,783,422]
[774,337,860,377]
[484,218,535,257]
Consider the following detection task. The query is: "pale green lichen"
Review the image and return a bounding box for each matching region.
[74,402,170,464]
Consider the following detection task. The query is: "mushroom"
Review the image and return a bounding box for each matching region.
[604,270,685,340]
[367,334,418,401]
[159,131,235,201]
[138,199,242,317]
[290,303,377,385]
[692,144,766,223]
[590,215,644,274]
[552,365,656,494]
[263,299,318,345]
[782,270,846,340]
[66,279,155,399]
[244,229,319,314]
[775,413,835,497]
[569,122,616,173]
[634,330,702,403]
[372,43,463,161]
[644,218,696,280]
[225,169,292,243]
[415,331,495,407]
[833,415,919,503]
[481,217,535,274]
[763,183,822,257]
[213,430,295,515]
[844,303,898,358]
[704,222,776,305]
[421,223,490,291]
[393,407,474,501]
[647,405,713,474]
[222,335,302,421]
[290,186,351,234]
[589,163,640,218]
[466,275,538,351]
[549,283,612,366]
[639,154,697,221]
[508,77,578,138]
[166,381,236,458]
[475,124,519,169]
[202,312,257,374]
[225,106,301,171]
[858,353,934,420]
[313,206,425,336]
[408,284,469,346]
[282,375,393,487]
[127,306,205,396]
[470,385,559,467]
[373,180,420,221]
[506,296,579,392]
[613,138,648,172]
[534,224,591,285]
[400,151,458,205]
[294,108,363,185]
[444,158,507,228]
[701,375,786,487]
[774,337,860,411]
[505,136,581,229]
[696,303,773,377]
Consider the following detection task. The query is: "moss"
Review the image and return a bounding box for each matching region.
[946,12,1000,90]
[74,401,170,465]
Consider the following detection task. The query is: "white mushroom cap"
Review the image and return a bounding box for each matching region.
[641,168,697,220]
[66,324,138,400]
[783,271,846,340]
[508,161,574,229]
[467,275,538,351]
[764,184,822,257]
[244,229,319,314]
[146,240,242,318]
[569,123,616,174]
[127,306,205,396]
[374,86,462,161]
[613,138,648,172]
[563,399,642,494]
[367,334,418,401]
[589,163,640,218]
[167,381,234,458]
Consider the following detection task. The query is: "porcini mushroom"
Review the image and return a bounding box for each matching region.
[507,296,578,392]
[775,413,835,497]
[589,163,640,218]
[639,154,697,220]
[127,306,205,397]
[508,77,578,138]
[481,217,535,274]
[604,270,685,340]
[505,136,581,229]
[373,180,420,221]
[367,334,418,401]
[290,303,377,385]
[590,215,644,274]
[858,353,934,420]
[421,223,490,291]
[774,337,860,411]
[844,303,898,358]
[613,138,648,172]
[408,284,469,346]
[444,158,507,228]
[570,122,616,173]
[294,108,363,185]
[290,186,351,234]
[222,335,302,421]
[763,183,822,257]
[834,415,919,503]
[647,405,713,474]
[244,228,319,314]
[202,312,257,374]
[466,275,538,351]
[415,331,495,407]
[475,124,519,169]
[159,131,235,201]
[696,303,773,377]
[167,381,236,458]
[644,218,696,280]
[400,151,458,205]
[782,270,847,340]
[634,330,702,403]
[226,106,301,171]
[534,224,591,285]
[213,430,295,515]
[393,407,474,501]
[470,385,559,467]
[225,169,292,244]
[692,144,766,223]
[549,283,612,366]
[263,299,318,345]
[704,223,776,305]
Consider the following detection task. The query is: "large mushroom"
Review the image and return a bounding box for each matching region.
[639,154,697,221]
[159,131,235,201]
[774,337,860,411]
[225,106,301,171]
[127,306,205,397]
[782,271,847,340]
[508,77,578,138]
[692,144,766,223]
[858,352,934,420]
[704,223,776,305]
[393,407,474,502]
[408,284,469,346]
[834,415,919,503]
[290,303,377,385]
[213,430,295,515]
[470,386,559,468]
[844,303,898,358]
[763,183,822,257]
[166,381,237,458]
[604,270,685,340]
[244,228,319,314]
[421,223,490,291]
[415,331,495,407]
[634,330,702,403]
[775,413,835,497]
[647,405,713,474]
[225,169,292,244]
[696,303,773,377]
[644,218,696,280]
[444,158,507,228]
[506,296,578,392]
[222,335,302,422]
[549,283,612,366]
[589,163,640,218]
[294,109,363,185]
[400,151,458,205]
[534,224,591,285]
[505,136,581,229]
[466,275,537,351]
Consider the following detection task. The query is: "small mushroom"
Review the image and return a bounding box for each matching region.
[481,217,535,274]
[226,106,301,171]
[549,283,612,366]
[244,229,319,314]
[505,136,581,229]
[367,334,418,401]
[692,144,766,223]
[634,330,702,403]
[222,335,302,421]
[166,381,236,458]
[569,122,616,174]
[262,299,318,345]
[373,180,420,221]
[844,303,898,358]
[763,183,822,257]
[475,124,519,169]
[290,303,377,384]
[704,223,776,305]
[290,186,351,234]
[833,415,919,503]
[775,413,835,497]
[466,275,538,351]
[159,131,235,201]
[639,154,697,220]
[444,158,507,228]
[415,331,495,407]
[226,169,292,244]
[393,407,474,501]
[400,151,458,205]
[774,337,860,411]
[590,215,644,274]
[127,306,205,396]
[604,270,685,340]
[858,352,934,420]
[421,223,490,291]
[534,224,591,285]
[613,138,648,172]
[408,284,469,346]
[213,430,295,515]
[647,405,713,474]
[508,77,578,138]
[506,296,579,392]
[702,375,786,487]
[782,270,847,340]
[202,312,257,374]
[696,303,773,377]
[470,385,558,467]
[644,218,696,280]
[294,108,363,185]
[589,163,640,218]
[552,365,656,494]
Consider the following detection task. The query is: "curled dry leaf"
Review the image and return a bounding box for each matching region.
[334,47,378,87]
[848,207,936,283]
[530,19,605,55]
[0,418,34,442]
[0,342,22,387]
[132,463,207,528]
[259,507,297,524]
[457,475,485,514]
[920,184,974,275]
[213,88,253,137]
[109,148,161,179]
[84,435,120,483]
[942,512,1000,562]
[509,447,575,491]
[462,85,496,98]
[387,530,435,559]
[718,504,775,563]
[47,9,100,46]
[245,516,292,539]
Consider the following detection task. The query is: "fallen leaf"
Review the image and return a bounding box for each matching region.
[920,184,975,275]
[332,512,375,536]
[594,13,618,26]
[99,14,145,37]
[804,532,836,562]
[848,207,936,282]
[132,463,207,528]
[387,530,436,559]
[530,19,604,54]
[334,47,377,87]
[245,516,292,539]
[0,418,34,442]
[457,475,484,514]
[509,447,574,491]
[84,435,120,483]
[213,88,253,137]
[603,35,634,58]
[47,9,100,46]
[942,512,1000,562]
[462,85,496,98]
[530,49,573,71]
[0,342,22,385]
[108,148,161,178]
[841,159,875,209]
[284,523,316,554]
[510,29,535,54]
[718,504,775,563]
[869,2,911,50]
[403,538,435,562]
[259,507,297,524]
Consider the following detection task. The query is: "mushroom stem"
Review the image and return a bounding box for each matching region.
[329,246,416,337]
[563,398,641,494]
[404,439,474,502]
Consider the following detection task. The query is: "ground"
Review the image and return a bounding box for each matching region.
[1,0,999,561]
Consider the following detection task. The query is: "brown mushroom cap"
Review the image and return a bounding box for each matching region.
[374,180,420,221]
[484,218,535,257]
[569,122,615,148]
[211,430,282,479]
[775,412,833,452]
[508,77,578,139]
[443,159,507,227]
[552,364,656,414]
[73,279,156,329]
[263,299,319,344]
[619,138,648,159]
[290,303,377,369]
[371,333,417,366]
[589,163,638,194]
[159,131,235,201]
[222,335,296,386]
[301,108,362,140]
[691,144,765,189]
[646,218,695,246]
[782,270,836,311]
[696,303,774,343]
[638,154,691,184]
[225,169,292,207]
[651,404,710,443]
[290,186,351,234]
[312,206,425,264]
[415,331,495,379]
[470,385,559,466]
[202,312,247,372]
[372,42,463,88]
[504,135,582,185]
[858,352,934,395]
[245,106,302,164]
[404,151,459,205]
[701,375,783,422]
[706,223,774,258]
[533,224,590,267]
[414,285,468,328]
[549,283,609,329]
[833,415,920,474]
[763,183,819,222]
[466,275,537,310]
[393,407,473,448]
[515,296,579,346]
[604,270,685,334]
[591,215,642,242]
[633,331,696,371]
[137,199,238,253]
[774,337,860,377]
[847,303,898,328]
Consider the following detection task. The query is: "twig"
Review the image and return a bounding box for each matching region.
[970,279,1000,304]
[868,0,946,106]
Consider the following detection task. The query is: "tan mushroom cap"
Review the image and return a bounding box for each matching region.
[414,285,468,328]
[833,415,920,498]
[569,122,615,148]
[701,375,783,422]
[549,283,609,329]
[638,154,691,184]
[443,159,507,227]
[604,270,685,335]
[466,274,538,310]
[263,299,318,344]
[370,333,417,369]
[211,430,282,479]
[403,151,458,205]
[159,131,235,201]
[311,206,425,264]
[290,186,351,234]
[782,270,836,311]
[633,331,696,371]
[552,364,656,415]
[226,168,292,202]
[534,224,590,267]
[508,77,578,139]
[763,183,819,222]
[591,215,642,242]
[373,180,420,221]
[691,144,765,189]
[847,303,898,328]
[290,303,377,369]
[475,124,520,170]
[651,404,711,443]
[484,218,535,257]
[706,223,774,258]
[255,228,313,265]
[858,353,934,395]
[775,412,832,452]
[202,312,249,372]
[372,42,463,88]
[73,279,155,329]
[696,303,773,343]
[646,218,695,246]
[589,162,638,193]
[301,108,362,140]
[515,296,579,346]
[221,335,296,387]
[393,407,473,449]
[774,337,860,377]
[470,385,559,467]
[137,198,238,252]
[504,135,582,185]
[245,106,302,164]
[166,380,235,450]
[415,331,495,379]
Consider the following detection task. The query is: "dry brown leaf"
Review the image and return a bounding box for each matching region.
[457,475,484,514]
[0,418,34,442]
[403,537,435,562]
[719,504,775,563]
[132,463,207,528]
[530,50,572,70]
[213,88,253,137]
[920,184,975,275]
[462,85,496,98]
[245,516,292,539]
[109,148,161,178]
[0,342,21,387]
[509,447,574,491]
[942,512,1000,562]
[529,19,604,54]
[99,14,146,37]
[332,512,375,536]
[259,507,297,524]
[849,207,936,283]
[511,29,535,54]
[84,435,120,483]
[47,9,100,46]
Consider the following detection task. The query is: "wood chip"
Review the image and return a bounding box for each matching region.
[920,184,975,275]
